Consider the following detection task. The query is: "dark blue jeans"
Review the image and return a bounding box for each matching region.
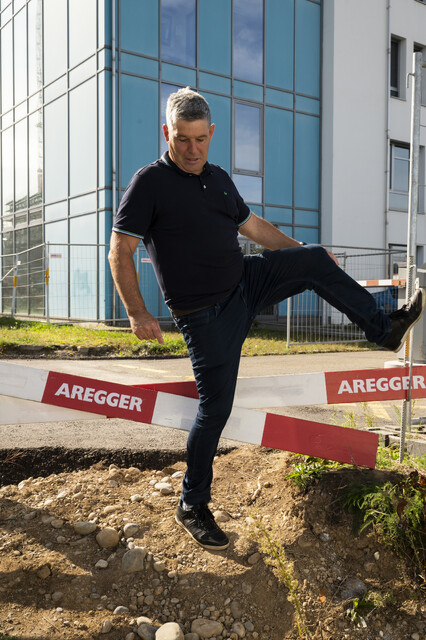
[174,245,392,505]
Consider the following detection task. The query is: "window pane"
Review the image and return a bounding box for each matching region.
[1,230,13,312]
[199,0,231,75]
[44,95,68,203]
[69,0,96,68]
[295,0,321,98]
[45,200,67,222]
[1,21,13,111]
[266,0,294,91]
[28,223,44,316]
[160,82,180,156]
[234,103,261,172]
[265,206,292,225]
[389,192,408,211]
[29,109,43,207]
[294,113,319,209]
[2,127,14,215]
[161,62,196,86]
[14,7,27,103]
[15,227,29,314]
[161,0,195,67]
[265,106,293,206]
[233,0,263,84]
[28,0,42,95]
[394,145,409,160]
[121,75,159,186]
[70,214,97,318]
[391,40,399,96]
[43,0,67,84]
[69,78,97,195]
[203,92,231,173]
[393,158,409,191]
[232,174,262,203]
[45,220,69,317]
[69,55,96,89]
[15,118,28,210]
[121,0,158,57]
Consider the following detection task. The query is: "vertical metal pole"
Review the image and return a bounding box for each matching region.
[45,242,50,324]
[11,259,19,319]
[111,0,117,325]
[286,297,291,348]
[400,51,422,463]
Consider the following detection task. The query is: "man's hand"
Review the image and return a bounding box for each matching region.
[129,309,164,344]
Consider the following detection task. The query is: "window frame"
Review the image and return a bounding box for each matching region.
[390,38,400,98]
[232,99,264,177]
[389,142,410,212]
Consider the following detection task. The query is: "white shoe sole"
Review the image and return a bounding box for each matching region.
[175,514,230,551]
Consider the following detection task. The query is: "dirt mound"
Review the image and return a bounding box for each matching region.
[0,446,424,640]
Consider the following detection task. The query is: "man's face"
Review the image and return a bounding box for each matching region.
[163,118,215,175]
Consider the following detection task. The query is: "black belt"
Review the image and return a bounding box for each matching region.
[170,304,212,319]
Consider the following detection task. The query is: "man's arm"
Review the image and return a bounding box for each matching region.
[108,231,164,343]
[239,213,338,264]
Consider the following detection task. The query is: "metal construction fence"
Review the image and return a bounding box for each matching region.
[0,241,407,345]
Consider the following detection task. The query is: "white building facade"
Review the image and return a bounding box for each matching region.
[322,0,426,263]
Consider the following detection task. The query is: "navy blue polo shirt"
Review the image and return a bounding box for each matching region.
[113,152,252,311]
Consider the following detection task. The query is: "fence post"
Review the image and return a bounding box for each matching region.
[286,297,291,348]
[400,51,423,463]
[11,259,20,319]
[45,242,50,324]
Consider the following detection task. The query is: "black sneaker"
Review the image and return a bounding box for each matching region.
[383,288,426,352]
[175,503,229,550]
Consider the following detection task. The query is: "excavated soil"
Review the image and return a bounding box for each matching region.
[0,446,425,640]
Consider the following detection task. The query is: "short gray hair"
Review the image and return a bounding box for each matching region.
[166,87,211,127]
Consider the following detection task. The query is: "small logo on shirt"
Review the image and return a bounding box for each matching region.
[224,192,228,195]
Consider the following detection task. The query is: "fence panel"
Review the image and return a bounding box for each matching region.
[0,243,46,318]
[0,242,407,345]
[282,247,407,345]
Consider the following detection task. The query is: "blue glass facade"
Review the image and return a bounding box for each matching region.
[0,0,321,320]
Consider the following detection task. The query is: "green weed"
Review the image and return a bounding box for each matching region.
[341,471,426,585]
[285,456,341,491]
[345,591,395,628]
[251,516,312,639]
[376,444,426,471]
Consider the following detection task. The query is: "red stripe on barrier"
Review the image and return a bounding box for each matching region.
[325,366,426,404]
[42,371,158,423]
[261,413,378,467]
[134,380,199,399]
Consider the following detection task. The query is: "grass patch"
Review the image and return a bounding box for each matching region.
[0,317,374,358]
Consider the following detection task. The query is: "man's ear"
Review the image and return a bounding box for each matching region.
[162,124,169,142]
[209,123,215,141]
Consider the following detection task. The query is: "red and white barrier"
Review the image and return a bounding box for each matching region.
[137,364,426,408]
[356,278,405,288]
[0,361,380,467]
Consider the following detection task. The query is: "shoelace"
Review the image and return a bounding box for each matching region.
[192,505,217,531]
[390,303,409,318]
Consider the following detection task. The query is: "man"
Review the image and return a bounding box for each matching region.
[109,87,424,551]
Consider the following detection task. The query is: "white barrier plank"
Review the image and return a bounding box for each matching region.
[234,372,327,408]
[0,394,100,425]
[0,362,48,402]
[0,362,378,467]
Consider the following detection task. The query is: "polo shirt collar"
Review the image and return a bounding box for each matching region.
[160,151,213,177]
